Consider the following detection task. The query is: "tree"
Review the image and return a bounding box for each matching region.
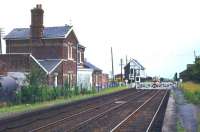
[191,57,200,82]
[21,66,46,103]
[173,72,178,81]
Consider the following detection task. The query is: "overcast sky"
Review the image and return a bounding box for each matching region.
[1,0,200,78]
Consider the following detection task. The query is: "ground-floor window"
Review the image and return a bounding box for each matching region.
[136,77,140,82]
[67,73,73,87]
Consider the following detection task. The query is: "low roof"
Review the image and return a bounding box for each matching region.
[124,59,145,70]
[38,59,62,73]
[4,25,72,40]
[78,44,85,49]
[0,53,63,75]
[84,61,102,71]
[133,59,145,70]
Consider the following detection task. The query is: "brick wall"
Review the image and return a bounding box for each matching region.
[102,73,109,88]
[0,54,31,72]
[92,71,102,88]
[5,30,79,86]
[0,60,7,75]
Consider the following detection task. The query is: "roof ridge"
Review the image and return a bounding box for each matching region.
[4,25,72,40]
[13,25,71,29]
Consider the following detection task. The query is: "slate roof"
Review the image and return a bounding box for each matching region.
[125,59,145,70]
[133,59,145,70]
[4,25,85,48]
[84,61,102,71]
[4,25,72,40]
[78,44,85,49]
[38,59,62,73]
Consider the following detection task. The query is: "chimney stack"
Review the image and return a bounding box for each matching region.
[30,4,44,40]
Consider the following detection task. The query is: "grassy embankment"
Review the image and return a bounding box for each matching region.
[0,86,127,118]
[180,82,200,131]
[180,82,200,104]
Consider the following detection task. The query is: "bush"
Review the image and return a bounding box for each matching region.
[63,81,72,98]
[74,86,80,95]
[183,89,200,104]
[12,67,97,104]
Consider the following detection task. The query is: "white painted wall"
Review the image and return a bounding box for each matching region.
[77,68,93,90]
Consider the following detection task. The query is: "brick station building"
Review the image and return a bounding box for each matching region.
[0,4,85,87]
[0,4,108,88]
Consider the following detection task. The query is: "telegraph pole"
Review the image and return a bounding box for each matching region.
[194,50,197,58]
[126,55,128,65]
[0,28,3,54]
[120,58,124,82]
[111,47,114,84]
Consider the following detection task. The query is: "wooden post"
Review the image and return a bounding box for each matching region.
[0,28,3,54]
[111,47,114,86]
[120,58,123,82]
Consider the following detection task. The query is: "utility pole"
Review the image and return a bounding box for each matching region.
[126,55,128,65]
[194,50,197,58]
[120,58,124,82]
[0,28,3,54]
[111,47,114,84]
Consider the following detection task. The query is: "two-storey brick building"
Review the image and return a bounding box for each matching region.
[0,4,86,87]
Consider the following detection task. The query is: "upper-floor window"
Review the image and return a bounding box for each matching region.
[68,44,73,60]
[79,51,83,63]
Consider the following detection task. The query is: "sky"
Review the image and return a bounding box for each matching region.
[1,0,200,78]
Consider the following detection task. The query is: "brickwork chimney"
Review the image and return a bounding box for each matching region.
[30,4,44,40]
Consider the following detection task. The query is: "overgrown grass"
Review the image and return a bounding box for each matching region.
[176,119,185,132]
[198,112,200,132]
[180,82,200,104]
[0,86,127,118]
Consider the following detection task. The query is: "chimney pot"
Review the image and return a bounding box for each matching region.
[30,4,44,40]
[36,4,42,9]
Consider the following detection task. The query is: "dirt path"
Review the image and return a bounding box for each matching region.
[173,87,198,132]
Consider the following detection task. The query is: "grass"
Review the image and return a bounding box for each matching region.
[0,86,127,118]
[176,119,185,132]
[180,82,200,131]
[180,82,200,104]
[181,82,200,93]
[198,112,200,132]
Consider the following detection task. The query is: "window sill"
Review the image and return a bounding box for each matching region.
[68,58,74,61]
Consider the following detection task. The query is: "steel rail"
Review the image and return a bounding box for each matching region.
[110,90,162,132]
[28,90,145,131]
[31,90,152,131]
[1,89,142,131]
[68,90,158,132]
[145,90,169,132]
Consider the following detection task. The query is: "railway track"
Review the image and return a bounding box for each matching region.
[30,90,153,132]
[69,90,162,132]
[0,88,143,132]
[111,90,169,132]
[0,89,169,132]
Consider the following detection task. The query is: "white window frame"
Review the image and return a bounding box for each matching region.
[71,46,73,59]
[68,43,73,60]
[79,51,83,63]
